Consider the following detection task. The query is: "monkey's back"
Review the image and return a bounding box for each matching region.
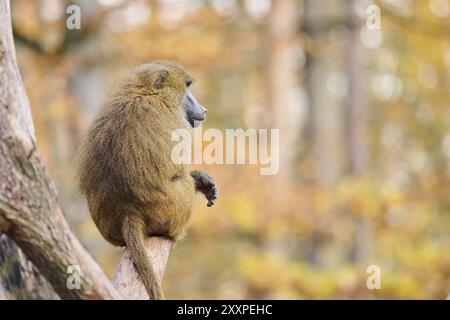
[77,94,195,245]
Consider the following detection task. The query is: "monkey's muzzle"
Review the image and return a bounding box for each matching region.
[183,88,207,128]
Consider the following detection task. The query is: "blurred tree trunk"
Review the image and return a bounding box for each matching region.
[303,0,349,265]
[303,0,347,186]
[266,0,300,185]
[345,0,372,264]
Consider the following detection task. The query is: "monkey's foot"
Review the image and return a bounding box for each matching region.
[190,170,218,207]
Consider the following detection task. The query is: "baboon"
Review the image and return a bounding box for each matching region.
[77,61,218,300]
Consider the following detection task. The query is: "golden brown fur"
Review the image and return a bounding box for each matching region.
[77,61,202,299]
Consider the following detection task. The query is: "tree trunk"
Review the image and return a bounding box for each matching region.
[0,0,170,299]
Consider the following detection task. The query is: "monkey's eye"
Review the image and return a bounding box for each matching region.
[186,80,192,87]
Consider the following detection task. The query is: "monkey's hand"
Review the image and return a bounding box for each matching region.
[190,170,218,207]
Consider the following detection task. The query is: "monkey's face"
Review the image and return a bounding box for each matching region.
[152,61,207,128]
[129,61,208,127]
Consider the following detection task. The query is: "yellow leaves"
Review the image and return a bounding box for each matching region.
[395,238,443,270]
[313,176,405,218]
[230,195,257,233]
[236,240,448,299]
[264,220,291,240]
[382,272,425,299]
[380,183,404,207]
[374,233,449,298]
[313,190,334,215]
[336,176,381,217]
[236,250,361,299]
[408,203,438,231]
[291,264,339,298]
[237,251,292,293]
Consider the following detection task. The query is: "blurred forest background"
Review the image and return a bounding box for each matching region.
[9,0,449,299]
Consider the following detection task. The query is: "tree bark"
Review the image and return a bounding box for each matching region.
[0,0,172,300]
[0,281,7,300]
[0,235,58,299]
[0,0,121,300]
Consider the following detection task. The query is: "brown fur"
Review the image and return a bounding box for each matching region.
[77,61,198,299]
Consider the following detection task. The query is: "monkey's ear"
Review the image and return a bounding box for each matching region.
[154,70,169,89]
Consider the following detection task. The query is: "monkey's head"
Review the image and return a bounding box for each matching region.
[126,61,207,128]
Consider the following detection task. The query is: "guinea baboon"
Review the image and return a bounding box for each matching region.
[77,61,218,300]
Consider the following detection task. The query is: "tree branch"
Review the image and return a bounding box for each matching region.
[113,238,172,300]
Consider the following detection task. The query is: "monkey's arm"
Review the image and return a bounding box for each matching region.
[190,170,218,207]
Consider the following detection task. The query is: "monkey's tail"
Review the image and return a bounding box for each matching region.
[122,215,164,300]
